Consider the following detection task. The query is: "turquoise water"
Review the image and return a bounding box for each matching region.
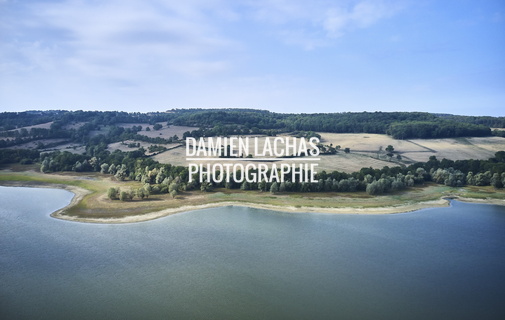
[1,186,505,319]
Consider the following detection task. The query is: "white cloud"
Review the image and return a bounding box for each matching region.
[248,0,405,48]
[1,0,238,83]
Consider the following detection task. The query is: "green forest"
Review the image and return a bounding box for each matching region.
[1,110,504,148]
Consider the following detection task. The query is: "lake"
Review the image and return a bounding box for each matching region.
[1,186,504,319]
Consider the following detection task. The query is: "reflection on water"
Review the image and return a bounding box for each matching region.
[1,186,505,320]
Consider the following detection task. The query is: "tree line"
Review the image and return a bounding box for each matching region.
[2,139,504,201]
[2,110,504,144]
[20,146,505,200]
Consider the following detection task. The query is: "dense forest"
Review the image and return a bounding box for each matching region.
[1,110,503,144]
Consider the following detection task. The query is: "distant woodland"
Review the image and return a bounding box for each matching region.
[1,110,504,147]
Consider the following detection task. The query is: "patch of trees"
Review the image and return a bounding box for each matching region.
[293,131,321,140]
[0,111,61,131]
[435,114,505,128]
[492,129,505,138]
[0,149,40,165]
[316,143,340,155]
[388,121,490,139]
[172,110,498,139]
[148,145,167,153]
[182,124,258,140]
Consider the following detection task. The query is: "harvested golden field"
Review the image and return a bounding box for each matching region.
[154,135,291,165]
[153,135,398,173]
[315,153,397,173]
[319,133,425,153]
[319,133,505,164]
[152,145,187,166]
[402,137,505,162]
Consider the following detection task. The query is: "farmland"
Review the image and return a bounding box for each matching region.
[2,114,505,174]
[153,133,505,173]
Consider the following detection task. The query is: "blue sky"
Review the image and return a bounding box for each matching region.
[1,0,504,116]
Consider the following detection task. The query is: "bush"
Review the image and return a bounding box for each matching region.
[107,187,119,200]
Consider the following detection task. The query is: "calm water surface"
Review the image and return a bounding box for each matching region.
[1,186,505,320]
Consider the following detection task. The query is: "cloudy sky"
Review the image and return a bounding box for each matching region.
[1,0,504,115]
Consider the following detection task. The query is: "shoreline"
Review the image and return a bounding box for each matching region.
[2,180,504,224]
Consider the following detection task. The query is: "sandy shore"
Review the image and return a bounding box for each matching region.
[1,181,504,224]
[49,199,453,224]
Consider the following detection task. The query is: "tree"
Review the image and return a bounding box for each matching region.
[386,145,394,153]
[170,189,178,198]
[143,186,150,199]
[108,163,117,174]
[100,163,109,174]
[107,187,119,200]
[338,179,350,192]
[128,187,136,200]
[201,181,213,192]
[270,182,279,194]
[258,180,267,192]
[155,167,166,184]
[169,181,180,194]
[153,123,162,130]
[137,188,145,200]
[391,179,405,191]
[344,147,350,153]
[474,171,491,186]
[466,172,475,185]
[40,158,49,173]
[114,164,128,181]
[240,181,250,190]
[495,151,505,162]
[491,173,503,188]
[366,181,384,195]
[119,191,128,201]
